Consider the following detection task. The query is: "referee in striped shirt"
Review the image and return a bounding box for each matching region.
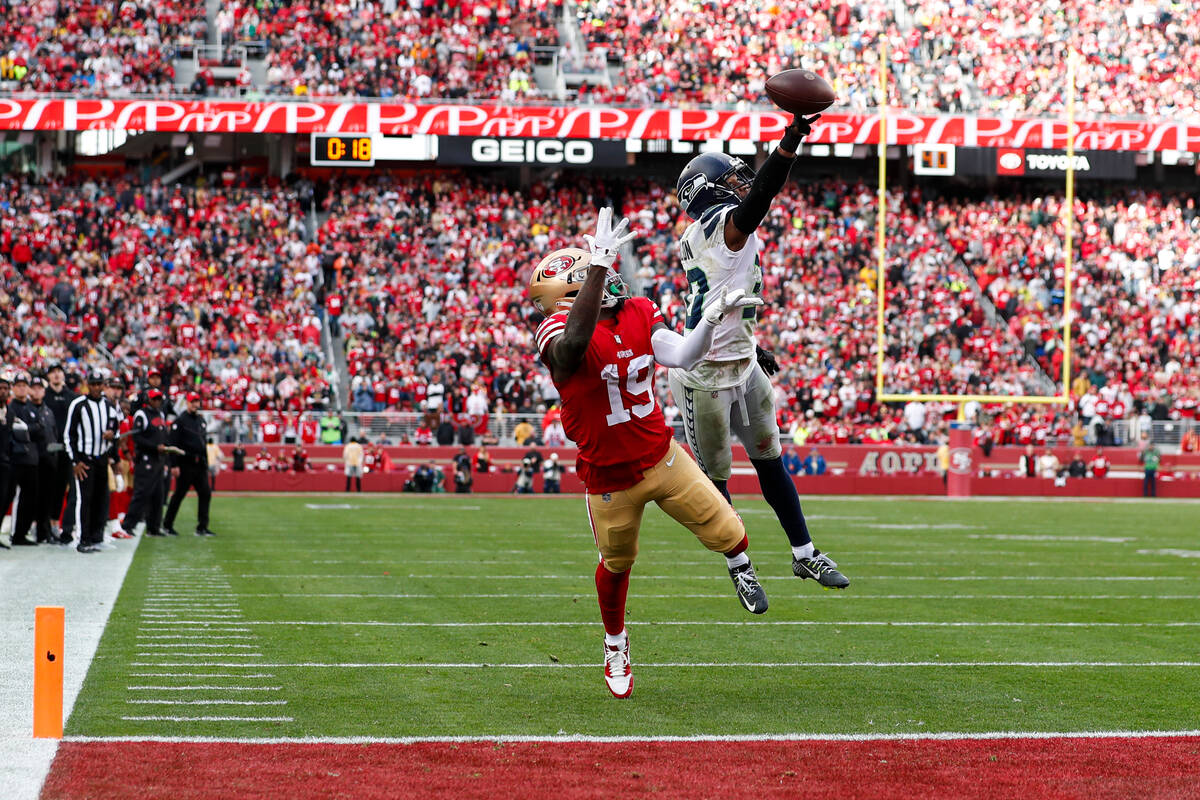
[64,371,119,553]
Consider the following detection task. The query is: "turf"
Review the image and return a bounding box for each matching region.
[67,495,1200,739]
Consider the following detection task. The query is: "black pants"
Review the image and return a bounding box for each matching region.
[35,455,59,540]
[8,463,38,543]
[125,454,166,535]
[163,462,211,531]
[1143,470,1157,498]
[68,457,109,547]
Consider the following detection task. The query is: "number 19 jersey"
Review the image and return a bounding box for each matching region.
[536,297,673,493]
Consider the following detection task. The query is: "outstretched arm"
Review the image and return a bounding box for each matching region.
[725,114,820,251]
[544,208,636,382]
[650,288,763,369]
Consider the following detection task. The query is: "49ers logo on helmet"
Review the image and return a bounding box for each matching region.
[540,254,576,278]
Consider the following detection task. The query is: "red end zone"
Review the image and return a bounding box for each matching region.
[42,736,1200,800]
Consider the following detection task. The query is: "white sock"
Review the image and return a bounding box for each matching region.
[792,543,815,560]
[725,551,749,569]
[604,630,626,647]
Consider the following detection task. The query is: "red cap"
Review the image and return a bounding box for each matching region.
[186,392,201,402]
[148,368,161,378]
[147,388,164,400]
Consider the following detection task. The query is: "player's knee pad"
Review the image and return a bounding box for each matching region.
[685,480,744,554]
[601,538,638,573]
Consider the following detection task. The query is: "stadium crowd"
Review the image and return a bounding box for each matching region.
[2,0,1195,117]
[0,0,206,95]
[1,171,1196,451]
[229,0,560,100]
[0,174,334,412]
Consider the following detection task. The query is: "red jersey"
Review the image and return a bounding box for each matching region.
[536,297,672,493]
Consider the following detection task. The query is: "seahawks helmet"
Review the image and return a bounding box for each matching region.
[675,152,756,219]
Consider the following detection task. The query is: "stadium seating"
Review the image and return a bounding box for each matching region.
[2,169,1195,446]
[0,0,206,95]
[0,175,332,410]
[3,0,1194,115]
[228,0,560,99]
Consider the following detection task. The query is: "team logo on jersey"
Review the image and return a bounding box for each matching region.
[540,254,577,278]
[602,493,612,503]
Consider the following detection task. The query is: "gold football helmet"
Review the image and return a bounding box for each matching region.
[528,247,628,315]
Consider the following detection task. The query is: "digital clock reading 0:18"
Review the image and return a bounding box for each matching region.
[311,134,375,167]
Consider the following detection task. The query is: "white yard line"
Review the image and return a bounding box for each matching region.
[211,592,1200,601]
[125,660,1200,669]
[136,643,260,648]
[126,619,1200,628]
[126,700,288,706]
[135,653,264,658]
[120,716,293,723]
[128,673,276,679]
[126,685,281,691]
[59,730,1200,745]
[230,574,1192,581]
[0,539,141,800]
[136,635,255,640]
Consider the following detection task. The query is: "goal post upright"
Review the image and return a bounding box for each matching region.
[1061,47,1077,404]
[875,39,888,401]
[871,47,1078,411]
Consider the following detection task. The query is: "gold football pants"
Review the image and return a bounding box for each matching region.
[586,439,745,573]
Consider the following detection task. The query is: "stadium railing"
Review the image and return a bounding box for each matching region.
[197,411,1198,451]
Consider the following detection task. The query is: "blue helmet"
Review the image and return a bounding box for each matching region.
[675,152,756,219]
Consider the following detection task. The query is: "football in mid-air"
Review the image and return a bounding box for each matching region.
[764,69,836,115]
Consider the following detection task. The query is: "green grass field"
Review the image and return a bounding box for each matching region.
[68,495,1200,739]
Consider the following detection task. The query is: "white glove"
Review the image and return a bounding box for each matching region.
[701,287,763,326]
[583,206,637,269]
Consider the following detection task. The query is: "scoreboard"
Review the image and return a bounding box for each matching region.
[310,134,375,167]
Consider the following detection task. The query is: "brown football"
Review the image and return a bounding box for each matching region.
[764,69,836,115]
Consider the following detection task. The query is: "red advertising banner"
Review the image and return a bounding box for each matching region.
[0,98,1196,151]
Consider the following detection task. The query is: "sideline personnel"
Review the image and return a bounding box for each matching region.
[64,371,118,553]
[125,389,170,537]
[163,392,215,537]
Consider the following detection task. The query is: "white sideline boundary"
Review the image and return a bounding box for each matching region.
[0,538,141,800]
[60,729,1200,745]
[126,661,1200,669]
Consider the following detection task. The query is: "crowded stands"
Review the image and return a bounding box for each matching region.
[1,0,1194,117]
[1,165,1196,448]
[230,0,560,99]
[0,0,206,95]
[0,174,333,413]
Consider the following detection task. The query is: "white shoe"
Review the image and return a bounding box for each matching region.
[603,631,633,699]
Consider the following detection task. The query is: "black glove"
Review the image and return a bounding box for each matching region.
[780,114,821,152]
[756,345,779,376]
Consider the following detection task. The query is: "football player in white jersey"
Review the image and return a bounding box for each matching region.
[668,114,849,589]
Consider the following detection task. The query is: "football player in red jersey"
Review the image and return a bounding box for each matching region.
[530,208,767,698]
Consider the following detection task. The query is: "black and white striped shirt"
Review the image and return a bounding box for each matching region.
[64,395,121,461]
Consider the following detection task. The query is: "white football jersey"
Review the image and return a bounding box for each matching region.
[671,203,762,390]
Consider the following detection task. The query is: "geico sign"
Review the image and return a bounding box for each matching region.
[471,138,595,164]
[857,450,941,475]
[1026,153,1091,172]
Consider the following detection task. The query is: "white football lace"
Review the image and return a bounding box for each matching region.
[814,552,839,569]
[605,644,629,677]
[734,566,760,594]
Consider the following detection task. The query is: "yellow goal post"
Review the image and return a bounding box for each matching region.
[872,45,1077,409]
